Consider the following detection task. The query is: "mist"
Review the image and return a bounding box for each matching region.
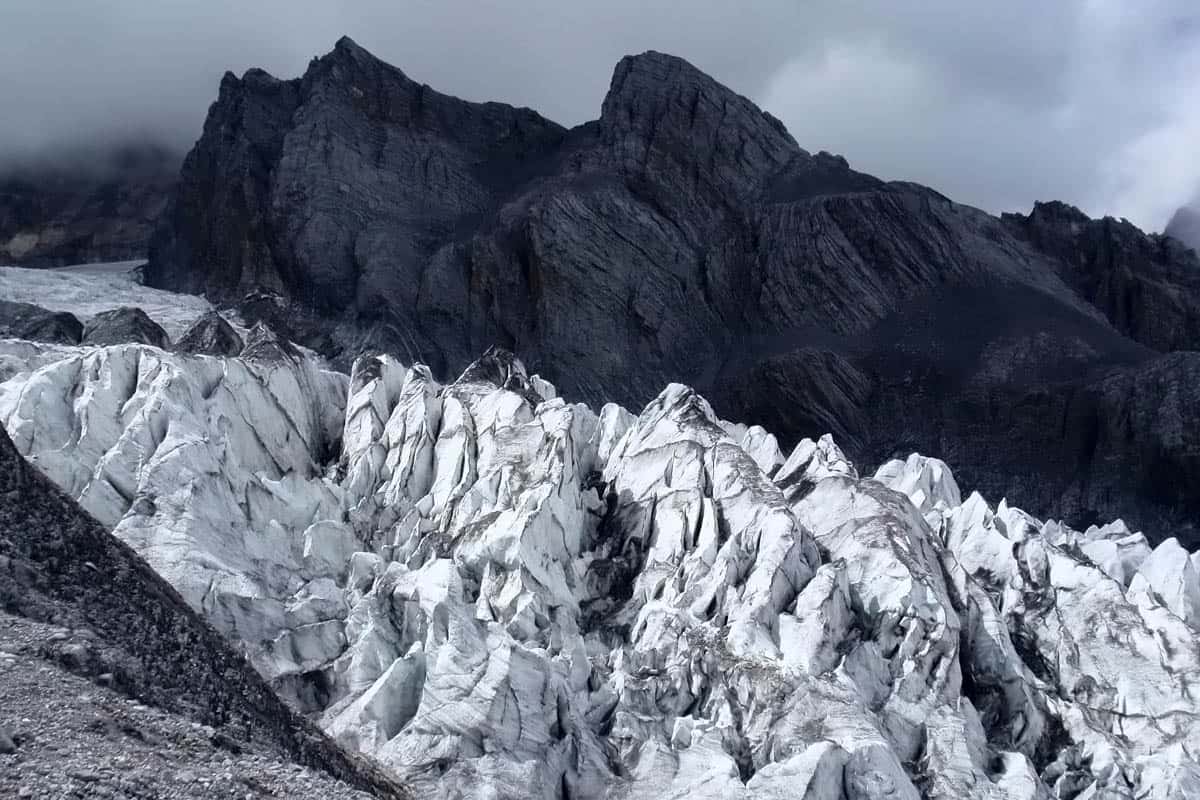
[2,0,1197,230]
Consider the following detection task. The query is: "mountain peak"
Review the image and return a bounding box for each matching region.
[599,50,799,196]
[1027,199,1090,224]
[329,35,382,67]
[602,49,792,140]
[608,50,708,87]
[305,34,411,88]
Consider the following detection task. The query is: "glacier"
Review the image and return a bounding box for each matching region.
[3,312,1200,798]
[0,262,214,340]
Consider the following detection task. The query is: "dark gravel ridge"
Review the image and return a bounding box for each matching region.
[0,424,411,799]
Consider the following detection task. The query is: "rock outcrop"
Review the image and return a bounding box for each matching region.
[1001,200,1200,351]
[145,39,1200,546]
[81,306,170,348]
[0,299,82,344]
[5,333,1200,799]
[0,142,178,267]
[175,310,244,356]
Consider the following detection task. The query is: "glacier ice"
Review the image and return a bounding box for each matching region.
[3,329,1200,799]
[0,262,214,340]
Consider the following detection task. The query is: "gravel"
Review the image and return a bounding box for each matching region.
[0,612,377,799]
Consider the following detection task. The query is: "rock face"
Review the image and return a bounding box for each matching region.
[175,310,244,356]
[1166,203,1200,253]
[5,334,1200,799]
[1000,200,1200,352]
[81,306,170,348]
[0,142,178,267]
[146,38,1200,545]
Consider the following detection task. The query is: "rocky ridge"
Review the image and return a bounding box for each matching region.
[3,328,1200,799]
[146,38,1200,545]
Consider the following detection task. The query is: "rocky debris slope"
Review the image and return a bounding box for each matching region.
[0,612,379,799]
[145,38,1200,545]
[0,142,178,267]
[0,408,409,797]
[4,336,1200,799]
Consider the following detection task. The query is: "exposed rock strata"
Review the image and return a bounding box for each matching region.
[146,38,1200,544]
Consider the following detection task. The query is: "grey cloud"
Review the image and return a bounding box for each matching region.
[1,1,1197,230]
[759,1,1200,229]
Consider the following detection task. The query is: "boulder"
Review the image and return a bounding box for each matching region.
[81,306,169,348]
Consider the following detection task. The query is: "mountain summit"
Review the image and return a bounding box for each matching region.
[145,37,1200,545]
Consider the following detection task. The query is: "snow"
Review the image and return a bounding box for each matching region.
[0,261,213,339]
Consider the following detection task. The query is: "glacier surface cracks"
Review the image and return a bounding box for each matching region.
[3,335,1200,799]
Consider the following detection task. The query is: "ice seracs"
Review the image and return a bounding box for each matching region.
[4,328,1200,798]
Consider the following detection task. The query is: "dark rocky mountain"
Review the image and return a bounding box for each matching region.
[0,423,410,798]
[0,142,178,267]
[146,37,1200,545]
[1167,202,1200,254]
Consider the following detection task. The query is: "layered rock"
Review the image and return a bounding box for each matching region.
[1001,200,1200,352]
[4,333,1200,799]
[146,38,1200,545]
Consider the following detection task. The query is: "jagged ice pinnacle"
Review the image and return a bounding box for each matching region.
[3,328,1200,799]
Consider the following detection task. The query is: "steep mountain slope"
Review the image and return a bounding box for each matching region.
[0,415,409,797]
[4,324,1200,799]
[145,37,1200,545]
[0,612,380,798]
[0,143,178,267]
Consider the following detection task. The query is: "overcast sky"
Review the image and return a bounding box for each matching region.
[3,1,1198,230]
